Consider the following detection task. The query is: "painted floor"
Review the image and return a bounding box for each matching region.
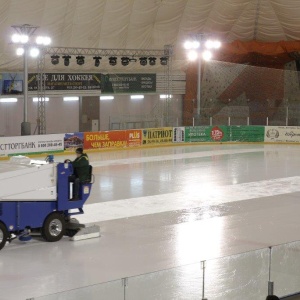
[1,144,300,299]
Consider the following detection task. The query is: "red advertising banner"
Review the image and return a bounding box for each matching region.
[126,130,142,147]
[84,130,142,149]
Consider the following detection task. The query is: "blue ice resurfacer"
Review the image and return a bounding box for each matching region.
[0,156,99,250]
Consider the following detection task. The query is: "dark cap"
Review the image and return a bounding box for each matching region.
[75,147,83,154]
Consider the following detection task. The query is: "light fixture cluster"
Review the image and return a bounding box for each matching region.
[184,38,221,62]
[12,34,51,58]
[50,55,168,66]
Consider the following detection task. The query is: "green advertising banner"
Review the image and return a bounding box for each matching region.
[185,126,229,142]
[101,73,156,93]
[230,126,265,142]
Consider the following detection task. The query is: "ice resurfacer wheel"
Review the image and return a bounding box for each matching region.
[0,222,8,250]
[42,212,65,242]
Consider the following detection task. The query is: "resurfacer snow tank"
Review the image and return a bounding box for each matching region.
[0,156,100,250]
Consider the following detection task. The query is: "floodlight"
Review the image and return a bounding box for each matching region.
[160,57,168,66]
[139,57,147,66]
[76,56,85,65]
[93,56,102,67]
[192,41,200,48]
[20,35,29,44]
[213,40,221,49]
[187,50,198,61]
[51,55,60,65]
[30,48,39,57]
[184,41,193,49]
[43,37,51,45]
[12,34,21,43]
[16,47,24,56]
[121,57,130,66]
[63,55,71,66]
[149,57,156,66]
[109,57,117,66]
[36,36,51,45]
[205,40,214,49]
[202,50,212,61]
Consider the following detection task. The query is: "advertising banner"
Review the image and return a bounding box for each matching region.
[0,73,23,95]
[64,132,84,151]
[142,128,173,145]
[230,126,265,142]
[28,73,101,91]
[84,131,125,149]
[83,130,142,150]
[126,130,142,147]
[0,134,64,156]
[185,126,229,142]
[265,126,300,143]
[101,73,156,93]
[173,127,185,143]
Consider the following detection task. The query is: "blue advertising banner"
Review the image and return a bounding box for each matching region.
[64,132,84,151]
[0,73,23,95]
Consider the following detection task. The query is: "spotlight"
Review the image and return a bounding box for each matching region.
[121,57,130,66]
[160,57,168,66]
[93,56,102,67]
[62,55,71,66]
[20,35,29,44]
[184,41,193,50]
[187,50,198,61]
[12,34,21,43]
[30,48,40,58]
[139,57,147,66]
[36,36,51,45]
[202,50,212,61]
[109,57,117,66]
[51,55,60,65]
[76,56,85,65]
[149,57,156,66]
[16,47,24,56]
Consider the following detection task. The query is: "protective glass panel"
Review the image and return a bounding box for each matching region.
[205,249,269,300]
[271,241,300,297]
[126,263,203,300]
[34,279,124,300]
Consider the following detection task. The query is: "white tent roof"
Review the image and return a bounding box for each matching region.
[0,0,299,73]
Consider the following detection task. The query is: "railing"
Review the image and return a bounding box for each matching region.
[28,240,300,300]
[108,105,300,129]
[198,106,293,127]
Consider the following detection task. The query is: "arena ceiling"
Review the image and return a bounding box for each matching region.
[0,0,300,73]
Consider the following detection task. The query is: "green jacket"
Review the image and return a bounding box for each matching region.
[72,153,90,181]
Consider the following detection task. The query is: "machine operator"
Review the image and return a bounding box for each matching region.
[65,147,89,200]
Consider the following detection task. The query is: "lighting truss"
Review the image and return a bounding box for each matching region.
[42,46,170,58]
[36,45,173,134]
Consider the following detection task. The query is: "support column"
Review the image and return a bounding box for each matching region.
[21,46,31,135]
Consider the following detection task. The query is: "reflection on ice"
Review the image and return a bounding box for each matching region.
[175,217,225,262]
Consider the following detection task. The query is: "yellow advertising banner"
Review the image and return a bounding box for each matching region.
[142,127,173,145]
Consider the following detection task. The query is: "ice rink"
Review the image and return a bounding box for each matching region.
[1,143,300,299]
